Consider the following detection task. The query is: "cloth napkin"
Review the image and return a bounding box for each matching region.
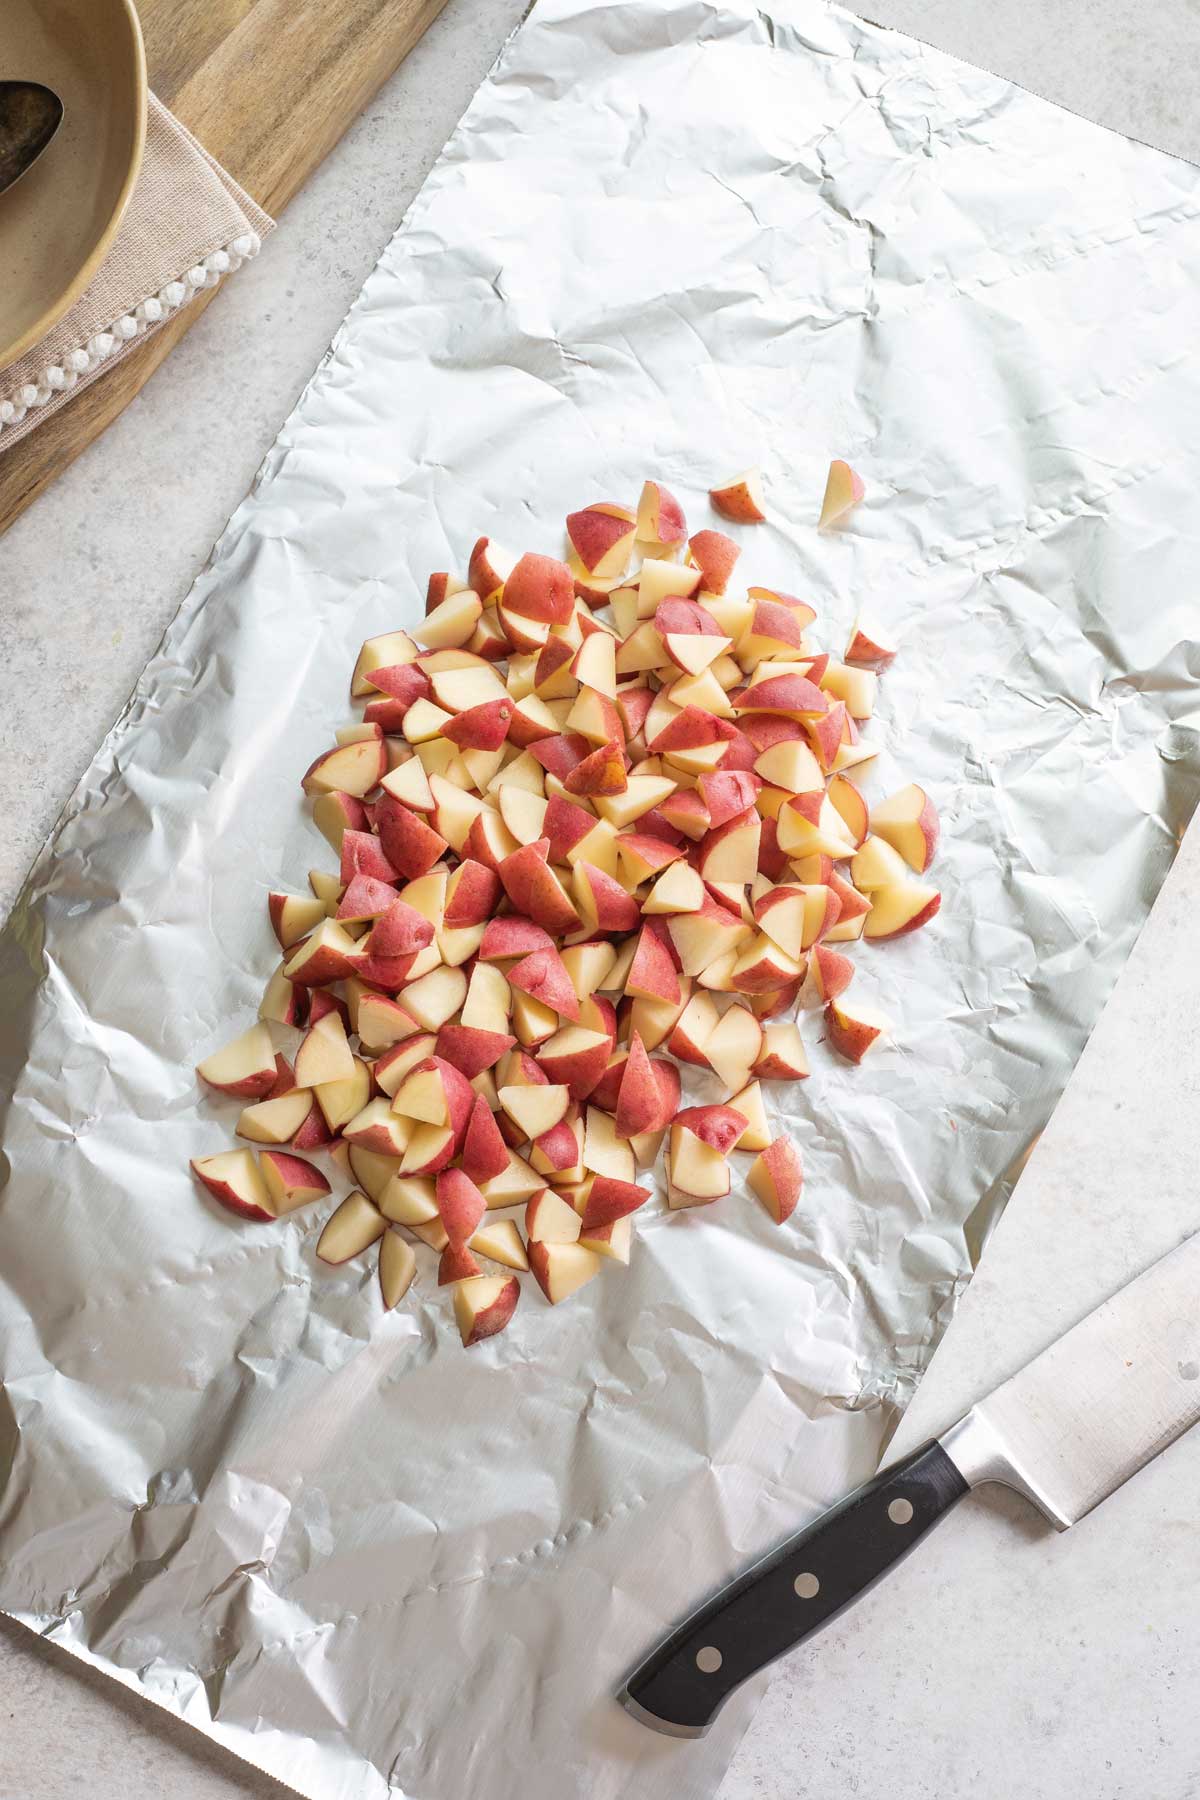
[0,95,273,449]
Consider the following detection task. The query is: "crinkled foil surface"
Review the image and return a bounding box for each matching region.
[4,3,1200,1796]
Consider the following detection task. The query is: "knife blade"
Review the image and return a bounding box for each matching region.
[620,1228,1200,1737]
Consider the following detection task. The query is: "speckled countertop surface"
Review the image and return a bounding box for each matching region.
[2,1,1199,1794]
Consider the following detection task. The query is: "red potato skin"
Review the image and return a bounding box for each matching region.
[710,478,766,524]
[566,507,634,574]
[438,1242,483,1285]
[617,685,655,740]
[369,898,435,957]
[699,770,761,829]
[460,1095,511,1183]
[810,943,855,1001]
[667,1016,712,1070]
[845,626,896,669]
[688,529,740,595]
[191,1161,274,1223]
[753,1138,803,1224]
[534,1116,582,1171]
[443,700,513,750]
[499,605,552,654]
[626,925,682,1004]
[376,794,449,881]
[435,1024,516,1079]
[588,1052,628,1114]
[806,700,847,772]
[646,899,689,959]
[631,811,684,850]
[499,841,583,936]
[614,1031,658,1138]
[671,1104,749,1155]
[641,480,687,546]
[786,790,824,828]
[459,1274,521,1345]
[363,696,408,732]
[747,585,816,622]
[479,916,555,961]
[699,808,760,881]
[340,829,399,885]
[467,536,511,599]
[404,1056,474,1147]
[746,599,806,652]
[291,1098,335,1150]
[444,860,502,928]
[197,1060,277,1102]
[314,791,369,847]
[533,638,575,691]
[536,1036,610,1102]
[437,1168,488,1244]
[355,949,419,993]
[261,1150,331,1202]
[507,697,559,747]
[462,812,513,873]
[751,1043,809,1081]
[866,891,941,939]
[370,1033,437,1092]
[650,706,732,755]
[580,1174,651,1231]
[570,689,624,745]
[824,1004,881,1064]
[616,833,685,879]
[649,1059,681,1129]
[513,1051,549,1086]
[749,979,804,1020]
[737,673,828,717]
[497,1112,528,1149]
[470,614,510,662]
[371,663,431,706]
[828,870,872,922]
[337,874,402,922]
[584,994,618,1044]
[659,790,711,839]
[716,728,759,775]
[265,1053,297,1099]
[563,739,627,797]
[655,597,723,640]
[739,715,805,754]
[530,733,591,782]
[504,553,575,624]
[543,794,595,862]
[506,947,582,1022]
[758,817,789,880]
[576,863,641,933]
[302,738,387,795]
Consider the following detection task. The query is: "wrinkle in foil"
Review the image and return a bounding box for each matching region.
[4,2,1200,1797]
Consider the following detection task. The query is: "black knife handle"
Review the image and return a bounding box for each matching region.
[620,1439,968,1736]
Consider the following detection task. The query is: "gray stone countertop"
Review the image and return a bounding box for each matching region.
[2,1,1198,1794]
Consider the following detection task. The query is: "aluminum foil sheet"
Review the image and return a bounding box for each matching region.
[4,2,1200,1796]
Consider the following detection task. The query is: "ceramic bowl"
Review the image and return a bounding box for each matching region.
[0,0,146,373]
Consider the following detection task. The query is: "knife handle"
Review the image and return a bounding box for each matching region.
[620,1439,968,1737]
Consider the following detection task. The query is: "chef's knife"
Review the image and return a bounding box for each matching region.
[620,1229,1200,1737]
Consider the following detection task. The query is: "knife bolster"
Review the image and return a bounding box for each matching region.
[938,1407,1072,1530]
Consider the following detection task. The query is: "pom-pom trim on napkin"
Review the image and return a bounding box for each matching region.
[0,232,262,434]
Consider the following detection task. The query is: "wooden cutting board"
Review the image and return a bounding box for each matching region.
[0,0,449,535]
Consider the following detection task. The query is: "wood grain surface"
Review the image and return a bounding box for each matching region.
[0,0,449,536]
